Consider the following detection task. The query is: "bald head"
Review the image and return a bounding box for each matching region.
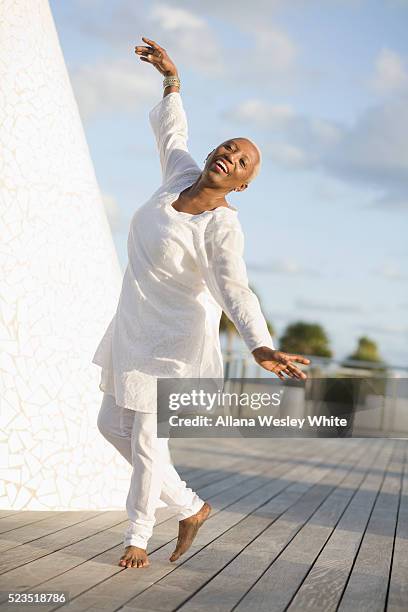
[204,137,262,192]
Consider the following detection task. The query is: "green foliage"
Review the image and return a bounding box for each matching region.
[342,336,387,375]
[280,321,332,357]
[347,336,381,362]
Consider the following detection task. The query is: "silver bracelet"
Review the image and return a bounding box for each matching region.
[163,75,181,89]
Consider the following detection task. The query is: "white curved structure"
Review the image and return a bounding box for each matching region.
[0,0,132,509]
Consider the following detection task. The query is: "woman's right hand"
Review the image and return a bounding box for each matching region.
[135,37,178,77]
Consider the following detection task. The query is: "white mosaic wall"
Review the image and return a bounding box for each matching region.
[0,0,133,509]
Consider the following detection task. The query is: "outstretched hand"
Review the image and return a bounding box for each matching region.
[134,36,178,77]
[252,347,310,381]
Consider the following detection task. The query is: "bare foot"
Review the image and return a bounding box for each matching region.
[169,502,212,562]
[119,545,150,568]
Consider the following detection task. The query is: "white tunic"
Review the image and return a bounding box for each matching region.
[92,92,274,412]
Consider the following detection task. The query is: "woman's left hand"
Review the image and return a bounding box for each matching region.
[252,347,310,380]
[135,37,178,77]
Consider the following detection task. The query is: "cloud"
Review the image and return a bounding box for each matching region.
[227,94,408,206]
[71,59,157,119]
[102,192,123,233]
[247,259,319,277]
[246,24,298,78]
[373,262,408,281]
[148,4,224,76]
[227,99,342,169]
[326,96,408,206]
[154,2,302,88]
[76,1,225,78]
[295,297,363,313]
[74,0,301,87]
[370,48,408,95]
[151,3,204,29]
[218,23,301,92]
[227,100,295,128]
[266,142,311,168]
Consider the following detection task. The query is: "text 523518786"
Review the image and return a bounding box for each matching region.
[2,592,69,605]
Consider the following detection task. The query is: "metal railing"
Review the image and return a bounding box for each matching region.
[223,351,408,380]
[221,351,408,437]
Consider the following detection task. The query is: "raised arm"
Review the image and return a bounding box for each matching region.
[135,37,200,183]
[200,210,310,380]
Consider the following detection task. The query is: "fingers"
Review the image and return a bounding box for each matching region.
[138,53,162,67]
[135,46,153,56]
[272,363,289,380]
[135,44,163,69]
[287,363,307,379]
[274,369,285,381]
[271,361,307,380]
[289,355,311,365]
[135,47,159,59]
[141,37,162,52]
[135,45,160,57]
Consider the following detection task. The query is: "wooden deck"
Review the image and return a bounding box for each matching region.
[0,437,407,612]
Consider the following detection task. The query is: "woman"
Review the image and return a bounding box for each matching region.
[93,37,310,569]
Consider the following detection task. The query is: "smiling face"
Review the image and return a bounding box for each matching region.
[204,138,261,192]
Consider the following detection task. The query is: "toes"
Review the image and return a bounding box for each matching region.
[119,554,150,568]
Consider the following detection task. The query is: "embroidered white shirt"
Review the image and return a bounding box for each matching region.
[92,92,274,411]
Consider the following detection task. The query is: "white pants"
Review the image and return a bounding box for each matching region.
[97,393,204,549]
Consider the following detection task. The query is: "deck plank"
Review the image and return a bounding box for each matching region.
[387,442,408,612]
[337,440,405,612]
[1,438,405,612]
[176,439,386,612]
[0,512,71,535]
[30,442,350,611]
[0,441,265,553]
[0,442,318,602]
[0,512,103,554]
[0,511,21,519]
[283,439,398,611]
[0,440,331,612]
[120,440,375,612]
[0,454,267,576]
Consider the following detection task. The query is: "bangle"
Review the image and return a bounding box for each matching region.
[163,75,181,89]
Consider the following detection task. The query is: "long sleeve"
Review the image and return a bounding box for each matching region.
[148,92,201,184]
[199,210,275,353]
